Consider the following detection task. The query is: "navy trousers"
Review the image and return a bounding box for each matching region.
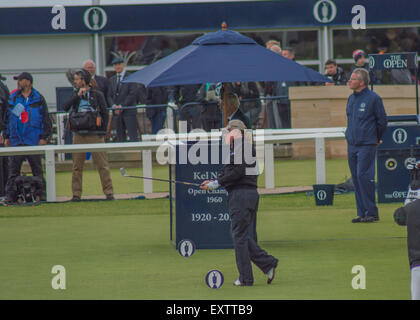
[116,110,139,142]
[347,144,378,218]
[228,188,278,284]
[148,111,166,134]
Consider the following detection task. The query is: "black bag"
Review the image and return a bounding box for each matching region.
[14,175,44,203]
[68,111,98,131]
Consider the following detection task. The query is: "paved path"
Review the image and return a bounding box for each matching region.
[55,186,313,202]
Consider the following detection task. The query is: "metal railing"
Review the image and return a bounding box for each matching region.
[0,128,345,201]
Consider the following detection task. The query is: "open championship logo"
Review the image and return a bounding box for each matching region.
[178,239,195,258]
[84,7,107,31]
[313,0,337,23]
[369,56,375,69]
[392,128,408,144]
[205,270,224,289]
[316,190,327,201]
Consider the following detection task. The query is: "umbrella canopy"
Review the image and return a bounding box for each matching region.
[124,29,331,87]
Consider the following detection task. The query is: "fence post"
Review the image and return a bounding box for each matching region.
[142,150,153,193]
[167,106,174,131]
[264,143,275,189]
[45,149,56,202]
[315,136,326,184]
[56,113,65,162]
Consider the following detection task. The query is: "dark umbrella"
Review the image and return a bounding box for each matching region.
[124,26,331,124]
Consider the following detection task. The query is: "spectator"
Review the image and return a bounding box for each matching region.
[269,44,282,55]
[270,47,302,128]
[281,47,295,61]
[0,74,9,133]
[83,60,109,104]
[198,83,222,131]
[174,84,202,132]
[346,68,387,223]
[351,49,381,84]
[224,82,261,127]
[107,57,139,142]
[145,86,168,134]
[0,74,10,196]
[62,69,114,201]
[223,92,251,129]
[352,50,369,71]
[324,59,347,85]
[3,72,52,203]
[263,45,284,128]
[265,39,281,50]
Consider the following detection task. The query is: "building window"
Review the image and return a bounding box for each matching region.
[242,30,319,61]
[104,33,203,68]
[333,27,420,59]
[104,29,320,73]
[333,27,420,84]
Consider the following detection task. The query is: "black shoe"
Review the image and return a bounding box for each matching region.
[373,216,380,221]
[106,194,115,200]
[71,196,81,202]
[352,217,364,223]
[363,216,375,223]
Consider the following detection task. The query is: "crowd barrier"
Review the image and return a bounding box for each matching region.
[0,127,345,201]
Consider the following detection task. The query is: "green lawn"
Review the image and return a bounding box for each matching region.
[0,192,409,300]
[55,158,351,196]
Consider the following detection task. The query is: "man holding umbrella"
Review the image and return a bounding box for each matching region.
[200,120,278,286]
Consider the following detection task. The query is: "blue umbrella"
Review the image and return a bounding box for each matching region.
[124,29,331,87]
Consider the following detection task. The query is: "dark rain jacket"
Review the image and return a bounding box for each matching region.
[345,87,387,146]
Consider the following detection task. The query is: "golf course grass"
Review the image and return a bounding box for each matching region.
[0,190,408,300]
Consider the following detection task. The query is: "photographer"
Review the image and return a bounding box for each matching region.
[62,69,114,201]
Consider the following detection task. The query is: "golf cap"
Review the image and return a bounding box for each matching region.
[112,57,124,65]
[352,49,366,62]
[13,72,33,83]
[225,119,246,131]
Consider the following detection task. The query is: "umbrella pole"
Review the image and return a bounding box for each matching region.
[223,82,229,126]
[221,22,229,127]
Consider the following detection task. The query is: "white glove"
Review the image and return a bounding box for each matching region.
[206,180,220,190]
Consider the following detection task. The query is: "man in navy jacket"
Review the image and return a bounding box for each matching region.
[3,72,52,202]
[346,68,387,223]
